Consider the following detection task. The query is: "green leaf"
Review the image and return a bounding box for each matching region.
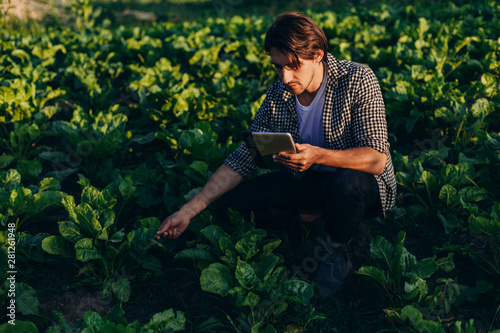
[33,191,63,212]
[438,185,457,206]
[412,258,439,279]
[58,221,82,242]
[252,255,281,282]
[369,235,394,267]
[468,215,500,239]
[75,203,102,237]
[75,238,101,262]
[140,217,160,229]
[111,277,131,303]
[437,253,455,272]
[39,178,61,192]
[262,239,281,256]
[235,258,260,289]
[17,159,43,179]
[175,248,217,263]
[470,98,493,119]
[200,225,228,249]
[235,229,267,261]
[282,279,314,305]
[241,292,261,309]
[140,309,185,333]
[459,187,489,203]
[1,169,21,190]
[200,263,234,296]
[15,283,40,316]
[119,177,136,201]
[0,321,38,333]
[42,235,74,257]
[437,213,460,234]
[355,266,388,285]
[0,154,15,169]
[109,230,125,243]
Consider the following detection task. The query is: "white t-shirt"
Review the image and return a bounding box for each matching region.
[295,62,336,172]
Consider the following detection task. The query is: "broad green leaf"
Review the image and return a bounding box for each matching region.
[119,177,136,201]
[369,235,394,267]
[11,49,31,63]
[438,185,457,206]
[75,203,102,237]
[459,187,489,203]
[200,225,227,249]
[83,312,103,330]
[252,255,281,282]
[0,154,15,169]
[15,283,40,316]
[470,98,493,119]
[0,321,38,333]
[200,263,234,296]
[241,291,260,309]
[62,195,77,223]
[42,235,74,257]
[437,253,455,272]
[468,215,500,239]
[282,279,314,305]
[17,159,42,179]
[355,266,387,285]
[412,258,438,279]
[1,169,21,190]
[38,177,61,192]
[140,309,185,333]
[33,191,63,212]
[190,161,208,176]
[75,238,101,262]
[174,248,217,263]
[235,258,260,289]
[235,229,267,261]
[109,230,125,243]
[111,277,131,303]
[99,209,116,229]
[58,221,82,242]
[403,278,429,302]
[437,213,460,234]
[140,217,160,229]
[262,239,281,256]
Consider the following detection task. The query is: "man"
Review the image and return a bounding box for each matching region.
[157,12,396,297]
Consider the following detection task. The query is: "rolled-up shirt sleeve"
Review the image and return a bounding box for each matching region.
[224,92,273,178]
[351,66,390,155]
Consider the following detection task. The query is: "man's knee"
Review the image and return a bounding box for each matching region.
[327,169,370,196]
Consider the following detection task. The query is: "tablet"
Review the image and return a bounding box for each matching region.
[242,132,296,169]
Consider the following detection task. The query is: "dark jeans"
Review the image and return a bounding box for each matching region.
[216,168,381,244]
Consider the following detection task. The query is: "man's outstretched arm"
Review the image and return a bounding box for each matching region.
[157,164,243,239]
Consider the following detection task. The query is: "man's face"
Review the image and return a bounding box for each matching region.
[270,48,323,97]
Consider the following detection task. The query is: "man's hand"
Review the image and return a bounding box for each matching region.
[156,210,192,239]
[273,143,319,172]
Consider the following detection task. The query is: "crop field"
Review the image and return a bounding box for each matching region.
[0,0,499,332]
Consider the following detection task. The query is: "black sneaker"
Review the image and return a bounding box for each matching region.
[312,243,353,298]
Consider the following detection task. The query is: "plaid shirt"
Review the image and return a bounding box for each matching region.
[225,53,396,216]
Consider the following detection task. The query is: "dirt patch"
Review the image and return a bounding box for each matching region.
[39,287,114,328]
[0,0,68,22]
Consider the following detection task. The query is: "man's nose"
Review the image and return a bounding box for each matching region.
[282,68,293,84]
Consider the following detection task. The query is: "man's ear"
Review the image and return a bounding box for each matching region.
[315,49,324,62]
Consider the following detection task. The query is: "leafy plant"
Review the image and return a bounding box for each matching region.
[175,221,316,332]
[41,181,163,302]
[46,303,185,333]
[356,231,455,308]
[0,169,64,230]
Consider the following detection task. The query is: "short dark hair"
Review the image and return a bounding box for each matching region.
[264,12,329,69]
